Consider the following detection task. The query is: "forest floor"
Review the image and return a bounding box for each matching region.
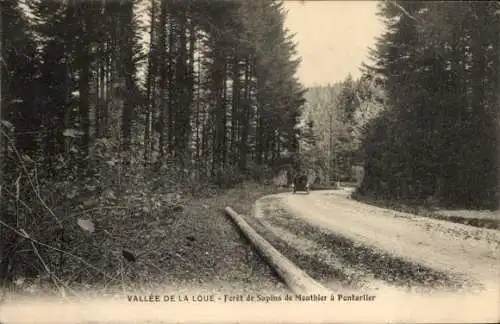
[1,182,289,302]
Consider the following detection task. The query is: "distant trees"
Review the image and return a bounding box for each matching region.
[302,83,342,184]
[358,1,499,209]
[301,72,385,184]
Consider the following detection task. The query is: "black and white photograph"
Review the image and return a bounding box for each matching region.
[0,0,498,323]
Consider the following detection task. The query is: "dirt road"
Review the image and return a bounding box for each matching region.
[256,190,499,293]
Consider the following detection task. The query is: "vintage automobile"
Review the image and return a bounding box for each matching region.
[292,174,310,194]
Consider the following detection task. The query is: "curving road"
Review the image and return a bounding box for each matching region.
[260,189,500,291]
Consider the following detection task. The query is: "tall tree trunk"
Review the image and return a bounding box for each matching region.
[78,12,91,159]
[79,53,91,159]
[255,77,264,165]
[0,3,11,286]
[144,0,157,163]
[96,50,106,138]
[103,40,111,138]
[175,8,191,165]
[230,45,241,164]
[201,114,209,175]
[222,61,228,166]
[238,57,251,171]
[212,43,225,177]
[166,12,175,155]
[158,0,167,157]
[184,17,196,167]
[195,38,201,167]
[120,0,135,155]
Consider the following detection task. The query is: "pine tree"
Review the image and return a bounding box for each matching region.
[360,1,499,208]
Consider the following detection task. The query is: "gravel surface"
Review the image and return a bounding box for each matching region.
[279,191,499,288]
[261,202,472,293]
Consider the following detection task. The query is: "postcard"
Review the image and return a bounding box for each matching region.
[0,0,498,323]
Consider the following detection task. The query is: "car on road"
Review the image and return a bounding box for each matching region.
[292,174,310,194]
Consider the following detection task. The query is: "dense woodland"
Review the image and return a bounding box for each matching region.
[0,0,498,289]
[359,1,499,209]
[0,0,304,286]
[303,1,499,210]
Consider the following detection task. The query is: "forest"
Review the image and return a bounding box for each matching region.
[0,0,498,292]
[303,1,499,210]
[0,0,305,287]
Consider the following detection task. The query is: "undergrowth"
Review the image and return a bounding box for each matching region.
[0,136,286,300]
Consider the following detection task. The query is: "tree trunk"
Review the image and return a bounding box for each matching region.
[195,38,201,167]
[238,57,251,172]
[0,4,12,286]
[166,12,175,155]
[221,61,228,166]
[144,0,157,163]
[120,1,135,155]
[175,9,191,165]
[231,45,241,164]
[158,0,167,157]
[79,55,91,158]
[78,13,91,159]
[211,37,226,177]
